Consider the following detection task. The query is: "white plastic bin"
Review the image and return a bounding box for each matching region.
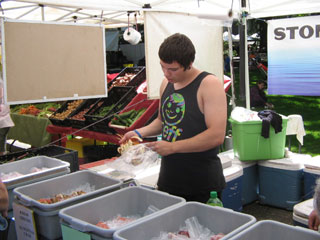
[0,156,70,211]
[13,170,122,240]
[228,220,320,240]
[113,202,256,240]
[59,186,185,239]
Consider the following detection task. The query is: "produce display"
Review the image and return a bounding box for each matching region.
[50,99,84,120]
[93,103,115,117]
[108,72,137,90]
[10,102,61,118]
[111,108,146,127]
[69,103,96,121]
[96,215,137,229]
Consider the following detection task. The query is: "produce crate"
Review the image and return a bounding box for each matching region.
[0,145,79,172]
[67,98,101,130]
[109,93,159,135]
[228,220,320,240]
[13,170,122,240]
[113,202,256,240]
[1,156,70,211]
[59,186,185,239]
[108,67,146,90]
[49,99,85,127]
[229,117,288,161]
[85,86,136,133]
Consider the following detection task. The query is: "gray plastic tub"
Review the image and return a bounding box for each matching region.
[228,220,320,239]
[13,170,122,240]
[0,156,70,211]
[59,186,186,239]
[113,202,256,240]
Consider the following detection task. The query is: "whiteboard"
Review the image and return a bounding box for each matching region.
[144,11,224,99]
[1,19,107,104]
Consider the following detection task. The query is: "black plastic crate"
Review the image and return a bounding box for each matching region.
[0,145,78,172]
[85,86,137,133]
[67,98,101,130]
[108,67,146,90]
[83,144,119,162]
[49,99,85,127]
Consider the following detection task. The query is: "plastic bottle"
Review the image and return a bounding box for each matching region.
[207,191,223,207]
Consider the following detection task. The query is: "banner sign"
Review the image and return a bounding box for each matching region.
[267,16,320,96]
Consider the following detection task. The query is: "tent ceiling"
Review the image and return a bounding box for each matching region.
[0,0,319,27]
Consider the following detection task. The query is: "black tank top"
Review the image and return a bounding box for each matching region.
[158,72,226,195]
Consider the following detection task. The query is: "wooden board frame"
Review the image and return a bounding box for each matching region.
[1,19,107,104]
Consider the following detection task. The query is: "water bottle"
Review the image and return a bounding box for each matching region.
[207,191,223,207]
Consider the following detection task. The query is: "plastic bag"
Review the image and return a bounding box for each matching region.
[108,143,159,175]
[231,107,260,122]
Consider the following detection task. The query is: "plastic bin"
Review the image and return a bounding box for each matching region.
[85,86,136,133]
[0,156,70,211]
[113,202,256,240]
[67,98,101,130]
[59,186,185,239]
[49,99,85,127]
[222,164,243,212]
[229,117,288,161]
[293,198,313,228]
[13,170,122,240]
[258,157,305,210]
[228,220,320,240]
[108,67,146,90]
[217,150,233,169]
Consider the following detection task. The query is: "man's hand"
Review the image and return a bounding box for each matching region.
[0,182,8,218]
[308,209,320,231]
[118,130,139,145]
[146,140,174,157]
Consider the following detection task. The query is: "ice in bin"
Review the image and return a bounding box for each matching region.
[59,186,185,239]
[228,220,320,240]
[113,202,256,240]
[0,156,70,211]
[13,170,122,240]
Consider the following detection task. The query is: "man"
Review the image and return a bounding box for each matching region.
[120,33,226,203]
[250,80,274,109]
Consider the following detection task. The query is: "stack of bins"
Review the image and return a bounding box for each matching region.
[113,202,256,240]
[293,198,314,228]
[228,220,320,240]
[222,164,243,212]
[13,170,122,240]
[257,153,311,210]
[59,186,185,239]
[0,156,70,212]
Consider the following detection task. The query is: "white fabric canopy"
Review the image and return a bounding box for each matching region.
[1,1,320,27]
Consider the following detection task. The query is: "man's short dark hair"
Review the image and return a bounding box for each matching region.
[158,33,195,70]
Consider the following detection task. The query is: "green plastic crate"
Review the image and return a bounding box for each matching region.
[229,117,288,161]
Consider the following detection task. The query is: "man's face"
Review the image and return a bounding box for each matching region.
[160,60,188,83]
[258,83,266,90]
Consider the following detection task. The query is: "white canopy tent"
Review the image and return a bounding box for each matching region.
[1,0,319,103]
[1,1,319,27]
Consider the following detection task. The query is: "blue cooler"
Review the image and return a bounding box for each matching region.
[303,156,320,200]
[233,158,259,206]
[293,198,313,228]
[258,156,306,210]
[222,164,243,212]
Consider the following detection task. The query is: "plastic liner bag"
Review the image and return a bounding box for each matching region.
[230,107,260,122]
[151,216,225,240]
[108,143,159,175]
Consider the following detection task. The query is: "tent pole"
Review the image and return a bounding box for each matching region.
[228,27,236,109]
